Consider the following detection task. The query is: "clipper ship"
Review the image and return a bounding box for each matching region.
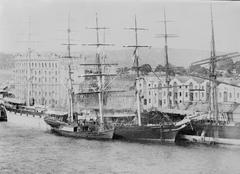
[113,14,188,143]
[178,6,240,145]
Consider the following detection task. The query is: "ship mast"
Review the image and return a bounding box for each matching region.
[81,13,115,126]
[62,13,75,122]
[156,8,177,109]
[124,15,150,126]
[209,5,219,123]
[189,5,240,125]
[26,17,32,106]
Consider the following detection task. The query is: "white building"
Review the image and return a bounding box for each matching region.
[139,73,240,111]
[139,73,209,111]
[14,51,84,109]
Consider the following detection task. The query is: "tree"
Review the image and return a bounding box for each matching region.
[139,64,152,75]
[217,58,234,71]
[174,66,187,75]
[154,64,164,72]
[189,64,208,75]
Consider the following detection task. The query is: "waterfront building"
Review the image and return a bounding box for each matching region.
[14,51,84,109]
[139,74,240,111]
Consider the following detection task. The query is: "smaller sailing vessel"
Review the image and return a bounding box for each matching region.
[45,14,115,140]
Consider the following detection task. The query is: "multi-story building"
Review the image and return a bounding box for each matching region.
[139,73,240,111]
[14,51,84,109]
[139,73,209,110]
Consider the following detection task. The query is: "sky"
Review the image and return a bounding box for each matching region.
[0,0,240,54]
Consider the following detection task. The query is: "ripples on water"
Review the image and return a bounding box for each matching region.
[1,122,240,174]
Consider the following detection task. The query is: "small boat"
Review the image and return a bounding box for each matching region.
[51,124,114,140]
[44,110,68,128]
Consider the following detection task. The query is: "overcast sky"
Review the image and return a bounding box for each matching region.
[0,0,240,54]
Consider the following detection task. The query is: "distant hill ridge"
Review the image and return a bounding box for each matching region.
[0,48,218,69]
[83,48,214,68]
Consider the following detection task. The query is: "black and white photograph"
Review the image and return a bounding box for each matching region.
[1,0,240,173]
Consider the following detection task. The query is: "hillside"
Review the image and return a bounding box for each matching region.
[0,48,223,70]
[83,48,214,68]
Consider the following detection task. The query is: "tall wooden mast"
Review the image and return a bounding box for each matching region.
[124,15,150,126]
[62,13,75,122]
[81,13,115,126]
[209,5,219,123]
[190,5,240,126]
[156,8,177,109]
[26,16,32,106]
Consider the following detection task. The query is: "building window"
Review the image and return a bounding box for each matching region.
[229,93,232,98]
[179,100,182,103]
[149,99,151,103]
[149,91,151,95]
[219,92,222,98]
[163,99,166,104]
[195,93,197,98]
[202,92,204,98]
[144,99,147,105]
[179,92,182,96]
[238,93,240,98]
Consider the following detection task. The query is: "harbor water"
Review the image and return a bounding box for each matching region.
[1,121,240,174]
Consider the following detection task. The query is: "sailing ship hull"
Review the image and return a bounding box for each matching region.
[114,125,185,143]
[178,121,240,145]
[51,127,114,140]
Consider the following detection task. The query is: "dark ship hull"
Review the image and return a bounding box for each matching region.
[178,121,240,145]
[114,124,186,143]
[52,127,114,140]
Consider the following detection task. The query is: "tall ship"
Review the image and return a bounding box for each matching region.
[178,6,240,145]
[45,14,117,140]
[113,14,188,143]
